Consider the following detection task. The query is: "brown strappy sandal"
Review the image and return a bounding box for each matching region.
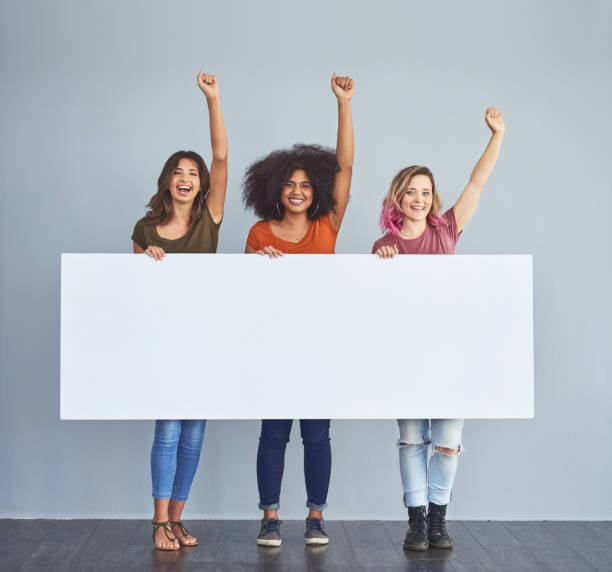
[169,520,199,547]
[151,520,180,551]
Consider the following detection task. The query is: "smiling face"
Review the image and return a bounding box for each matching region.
[168,158,201,204]
[280,169,314,215]
[399,174,433,222]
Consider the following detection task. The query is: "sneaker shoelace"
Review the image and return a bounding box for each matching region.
[263,519,281,532]
[308,518,324,532]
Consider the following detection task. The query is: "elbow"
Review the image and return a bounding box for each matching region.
[468,177,485,190]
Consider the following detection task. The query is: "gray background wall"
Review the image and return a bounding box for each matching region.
[1,0,610,520]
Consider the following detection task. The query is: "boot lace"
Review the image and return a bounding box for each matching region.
[429,509,447,534]
[409,506,428,538]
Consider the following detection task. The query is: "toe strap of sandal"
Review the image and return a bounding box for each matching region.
[151,520,176,543]
[169,520,190,538]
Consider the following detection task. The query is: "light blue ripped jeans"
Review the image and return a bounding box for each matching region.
[397,419,464,507]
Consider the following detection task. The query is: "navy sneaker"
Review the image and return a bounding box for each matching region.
[305,517,329,545]
[256,518,282,547]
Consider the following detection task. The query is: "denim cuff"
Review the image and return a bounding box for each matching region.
[306,500,327,511]
[403,491,427,508]
[259,502,279,510]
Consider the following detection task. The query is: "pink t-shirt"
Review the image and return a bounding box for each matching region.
[371,208,461,255]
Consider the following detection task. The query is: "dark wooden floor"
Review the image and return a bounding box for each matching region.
[0,519,610,571]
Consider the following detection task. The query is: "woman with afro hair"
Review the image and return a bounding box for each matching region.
[372,108,505,552]
[131,71,228,551]
[243,73,354,547]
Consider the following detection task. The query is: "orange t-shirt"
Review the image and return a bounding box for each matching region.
[246,215,338,254]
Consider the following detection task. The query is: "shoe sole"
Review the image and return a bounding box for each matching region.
[257,538,282,547]
[305,537,329,545]
[403,543,429,551]
[429,542,453,549]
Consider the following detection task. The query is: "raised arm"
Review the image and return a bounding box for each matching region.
[197,71,228,224]
[328,73,354,231]
[453,108,505,232]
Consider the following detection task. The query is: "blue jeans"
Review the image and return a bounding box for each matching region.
[397,418,464,507]
[151,420,206,502]
[257,419,331,511]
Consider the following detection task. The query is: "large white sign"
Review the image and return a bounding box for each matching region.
[60,254,533,420]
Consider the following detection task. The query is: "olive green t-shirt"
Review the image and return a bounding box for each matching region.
[131,202,220,253]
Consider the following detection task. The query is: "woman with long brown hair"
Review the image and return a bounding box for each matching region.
[131,71,227,551]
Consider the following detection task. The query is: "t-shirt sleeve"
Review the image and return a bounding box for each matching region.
[131,219,147,250]
[246,223,262,251]
[322,214,339,236]
[443,208,461,245]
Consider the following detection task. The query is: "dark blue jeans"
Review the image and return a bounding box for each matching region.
[257,419,331,511]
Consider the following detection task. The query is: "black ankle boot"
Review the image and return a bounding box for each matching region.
[428,502,453,549]
[403,506,428,551]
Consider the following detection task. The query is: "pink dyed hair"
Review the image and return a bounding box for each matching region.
[379,165,448,236]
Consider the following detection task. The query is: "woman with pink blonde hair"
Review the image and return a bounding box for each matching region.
[372,108,505,551]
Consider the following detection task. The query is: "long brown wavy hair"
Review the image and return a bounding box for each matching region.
[144,150,210,225]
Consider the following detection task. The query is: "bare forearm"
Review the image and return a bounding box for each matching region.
[470,131,504,187]
[336,100,354,170]
[207,97,228,162]
[453,108,505,232]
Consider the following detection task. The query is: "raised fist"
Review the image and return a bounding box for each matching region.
[485,108,505,134]
[331,73,354,101]
[197,71,219,100]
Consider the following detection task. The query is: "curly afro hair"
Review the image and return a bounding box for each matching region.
[243,144,339,221]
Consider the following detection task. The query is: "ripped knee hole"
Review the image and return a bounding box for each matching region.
[434,445,459,455]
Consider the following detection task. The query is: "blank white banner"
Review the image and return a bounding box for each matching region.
[60,254,533,420]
